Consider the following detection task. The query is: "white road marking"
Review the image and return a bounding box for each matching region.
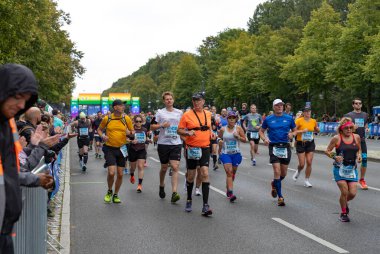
[149,157,227,196]
[368,186,380,191]
[272,218,349,254]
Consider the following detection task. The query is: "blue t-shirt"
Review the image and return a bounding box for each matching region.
[262,114,296,144]
[54,116,64,128]
[219,116,228,129]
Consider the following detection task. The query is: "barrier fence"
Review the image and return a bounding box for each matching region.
[318,122,380,136]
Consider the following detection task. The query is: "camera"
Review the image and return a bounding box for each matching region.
[200,125,209,131]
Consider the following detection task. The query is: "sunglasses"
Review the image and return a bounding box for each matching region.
[354,102,362,105]
[135,121,142,123]
[343,127,354,130]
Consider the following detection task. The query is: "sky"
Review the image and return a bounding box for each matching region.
[57,0,263,97]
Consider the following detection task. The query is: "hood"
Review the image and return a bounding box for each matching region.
[0,64,38,118]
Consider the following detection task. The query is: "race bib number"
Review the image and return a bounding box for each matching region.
[273,146,288,159]
[225,140,238,154]
[135,132,146,143]
[94,133,99,137]
[302,131,314,141]
[79,128,89,136]
[250,132,259,139]
[165,126,178,138]
[338,165,356,179]
[120,145,128,157]
[187,147,202,160]
[355,118,364,128]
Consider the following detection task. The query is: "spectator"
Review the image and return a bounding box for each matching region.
[17,107,41,144]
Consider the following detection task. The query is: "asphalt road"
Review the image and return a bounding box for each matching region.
[69,140,380,254]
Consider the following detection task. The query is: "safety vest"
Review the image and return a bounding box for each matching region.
[0,118,22,232]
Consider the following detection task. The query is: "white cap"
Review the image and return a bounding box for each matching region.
[273,99,284,106]
[79,112,86,118]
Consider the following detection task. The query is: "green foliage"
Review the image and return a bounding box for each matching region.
[0,0,84,105]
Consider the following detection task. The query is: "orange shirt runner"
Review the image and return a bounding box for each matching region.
[178,110,212,148]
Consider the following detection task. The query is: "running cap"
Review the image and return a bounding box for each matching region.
[273,99,284,106]
[112,99,126,107]
[302,107,311,112]
[79,112,86,119]
[227,111,237,118]
[192,92,204,100]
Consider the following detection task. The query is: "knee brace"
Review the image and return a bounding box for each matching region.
[361,153,367,168]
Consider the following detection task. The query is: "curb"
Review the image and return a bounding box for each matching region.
[60,142,71,254]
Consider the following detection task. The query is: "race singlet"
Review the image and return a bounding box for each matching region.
[187,147,202,160]
[273,146,288,159]
[302,131,314,141]
[338,165,356,179]
[79,128,89,136]
[225,140,238,154]
[135,132,146,143]
[120,145,128,157]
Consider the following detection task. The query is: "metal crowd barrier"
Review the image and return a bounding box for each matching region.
[13,160,53,254]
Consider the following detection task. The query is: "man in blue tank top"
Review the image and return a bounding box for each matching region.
[259,99,297,206]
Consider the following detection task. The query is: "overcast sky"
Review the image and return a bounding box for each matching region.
[57,0,263,96]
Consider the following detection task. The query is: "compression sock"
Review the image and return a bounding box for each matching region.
[202,182,210,205]
[274,179,282,198]
[186,181,194,201]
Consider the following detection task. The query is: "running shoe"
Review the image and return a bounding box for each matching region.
[82,164,87,172]
[229,194,237,203]
[124,168,129,175]
[339,213,350,222]
[171,192,180,203]
[271,180,277,198]
[292,170,300,181]
[95,153,98,158]
[277,197,285,206]
[130,175,135,184]
[359,179,368,190]
[252,159,256,166]
[137,184,142,193]
[79,159,83,169]
[304,179,312,188]
[98,154,102,159]
[159,186,166,199]
[201,204,213,216]
[169,168,173,176]
[213,164,218,171]
[185,200,192,212]
[104,190,113,203]
[112,194,121,203]
[195,188,202,196]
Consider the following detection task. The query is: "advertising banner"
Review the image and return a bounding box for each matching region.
[102,97,109,115]
[70,98,79,119]
[109,93,131,104]
[78,93,101,105]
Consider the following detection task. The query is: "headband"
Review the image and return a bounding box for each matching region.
[339,121,354,131]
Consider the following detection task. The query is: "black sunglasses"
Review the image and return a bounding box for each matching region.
[135,120,142,123]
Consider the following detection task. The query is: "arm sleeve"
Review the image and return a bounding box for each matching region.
[50,138,69,154]
[18,172,40,187]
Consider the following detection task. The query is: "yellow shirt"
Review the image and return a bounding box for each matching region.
[99,114,134,148]
[295,117,317,142]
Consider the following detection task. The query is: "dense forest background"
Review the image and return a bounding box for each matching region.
[102,0,380,117]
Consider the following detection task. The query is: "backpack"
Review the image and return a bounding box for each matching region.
[105,114,128,128]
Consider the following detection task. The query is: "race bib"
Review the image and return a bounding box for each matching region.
[79,128,89,136]
[94,133,99,137]
[250,132,259,139]
[120,145,128,157]
[338,165,356,179]
[225,140,238,154]
[273,146,288,159]
[302,131,314,141]
[355,118,364,128]
[165,125,178,138]
[135,132,146,143]
[187,147,202,160]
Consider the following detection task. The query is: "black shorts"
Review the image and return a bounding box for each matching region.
[103,145,126,167]
[157,144,182,164]
[296,140,316,153]
[128,148,147,162]
[89,131,94,140]
[246,131,260,144]
[186,147,210,169]
[269,143,291,165]
[77,137,90,148]
[94,135,102,143]
[210,139,218,145]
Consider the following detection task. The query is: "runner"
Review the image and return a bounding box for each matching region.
[344,98,369,190]
[150,91,182,203]
[178,92,215,216]
[259,99,297,206]
[88,115,95,151]
[127,115,151,193]
[218,111,247,202]
[238,103,249,130]
[97,99,134,204]
[292,107,319,187]
[243,104,262,166]
[210,114,219,170]
[325,117,361,222]
[70,112,92,171]
[92,111,103,159]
